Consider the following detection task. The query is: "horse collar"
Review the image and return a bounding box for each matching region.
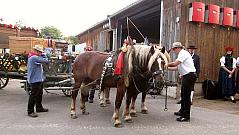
[99,54,114,92]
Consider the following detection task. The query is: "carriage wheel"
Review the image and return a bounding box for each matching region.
[62,89,72,97]
[0,66,9,89]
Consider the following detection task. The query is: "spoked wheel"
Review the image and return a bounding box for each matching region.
[0,66,9,89]
[148,78,164,98]
[62,89,72,97]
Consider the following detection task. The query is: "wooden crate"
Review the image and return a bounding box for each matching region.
[8,36,55,54]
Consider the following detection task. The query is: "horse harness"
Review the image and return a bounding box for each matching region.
[99,53,115,92]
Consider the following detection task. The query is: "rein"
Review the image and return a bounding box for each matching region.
[131,69,164,93]
[132,74,153,93]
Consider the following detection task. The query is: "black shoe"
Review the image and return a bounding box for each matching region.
[149,90,158,95]
[177,100,181,104]
[176,117,190,122]
[28,112,38,118]
[36,108,48,113]
[232,100,236,103]
[174,111,183,116]
[88,99,93,103]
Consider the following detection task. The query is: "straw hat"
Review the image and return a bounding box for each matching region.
[33,45,44,52]
[172,42,183,49]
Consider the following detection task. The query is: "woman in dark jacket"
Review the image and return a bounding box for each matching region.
[217,47,237,103]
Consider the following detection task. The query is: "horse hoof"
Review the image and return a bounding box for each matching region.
[126,119,133,123]
[100,103,106,107]
[130,112,137,117]
[141,109,148,114]
[112,119,123,128]
[106,100,111,104]
[71,114,77,119]
[82,112,90,115]
[124,117,133,123]
[114,122,123,128]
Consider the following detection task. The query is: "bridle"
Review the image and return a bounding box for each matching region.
[132,54,165,93]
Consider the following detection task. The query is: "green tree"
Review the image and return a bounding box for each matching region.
[40,26,62,39]
[64,36,79,45]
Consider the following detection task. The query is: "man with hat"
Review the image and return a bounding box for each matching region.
[27,45,49,117]
[166,42,197,122]
[187,43,200,104]
[177,43,200,104]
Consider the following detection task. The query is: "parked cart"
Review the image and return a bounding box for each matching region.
[0,53,75,97]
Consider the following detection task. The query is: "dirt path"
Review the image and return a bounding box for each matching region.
[193,94,239,115]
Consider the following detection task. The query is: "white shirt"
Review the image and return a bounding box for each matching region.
[176,49,196,76]
[219,56,236,68]
[236,57,239,66]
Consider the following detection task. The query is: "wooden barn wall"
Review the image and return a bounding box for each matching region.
[180,0,239,82]
[161,0,181,82]
[161,1,180,50]
[78,26,102,50]
[78,25,111,51]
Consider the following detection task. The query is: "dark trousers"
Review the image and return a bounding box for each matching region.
[89,88,95,100]
[27,82,43,114]
[191,82,195,91]
[180,73,196,118]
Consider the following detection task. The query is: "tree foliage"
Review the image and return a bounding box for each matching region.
[40,26,62,39]
[64,36,79,45]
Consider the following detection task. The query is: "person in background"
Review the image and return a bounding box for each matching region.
[167,42,196,122]
[236,57,239,93]
[83,46,96,103]
[88,49,110,103]
[217,47,237,103]
[88,86,96,103]
[27,45,49,117]
[187,44,200,104]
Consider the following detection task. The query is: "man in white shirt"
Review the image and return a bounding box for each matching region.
[167,42,197,122]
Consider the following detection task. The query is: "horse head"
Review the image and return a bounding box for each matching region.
[125,44,168,92]
[151,45,171,90]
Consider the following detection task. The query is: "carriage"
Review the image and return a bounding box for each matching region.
[0,52,75,97]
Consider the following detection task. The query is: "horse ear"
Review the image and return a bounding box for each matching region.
[161,46,165,54]
[150,46,155,54]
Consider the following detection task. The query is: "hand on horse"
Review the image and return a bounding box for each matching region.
[164,64,168,70]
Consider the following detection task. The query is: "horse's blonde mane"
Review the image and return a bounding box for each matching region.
[126,45,168,74]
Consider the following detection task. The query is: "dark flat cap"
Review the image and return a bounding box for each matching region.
[187,45,197,49]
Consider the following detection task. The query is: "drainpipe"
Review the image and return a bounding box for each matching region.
[107,15,112,30]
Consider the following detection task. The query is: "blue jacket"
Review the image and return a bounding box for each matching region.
[27,54,48,84]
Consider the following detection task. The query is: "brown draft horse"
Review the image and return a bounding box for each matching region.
[126,45,170,118]
[70,45,168,127]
